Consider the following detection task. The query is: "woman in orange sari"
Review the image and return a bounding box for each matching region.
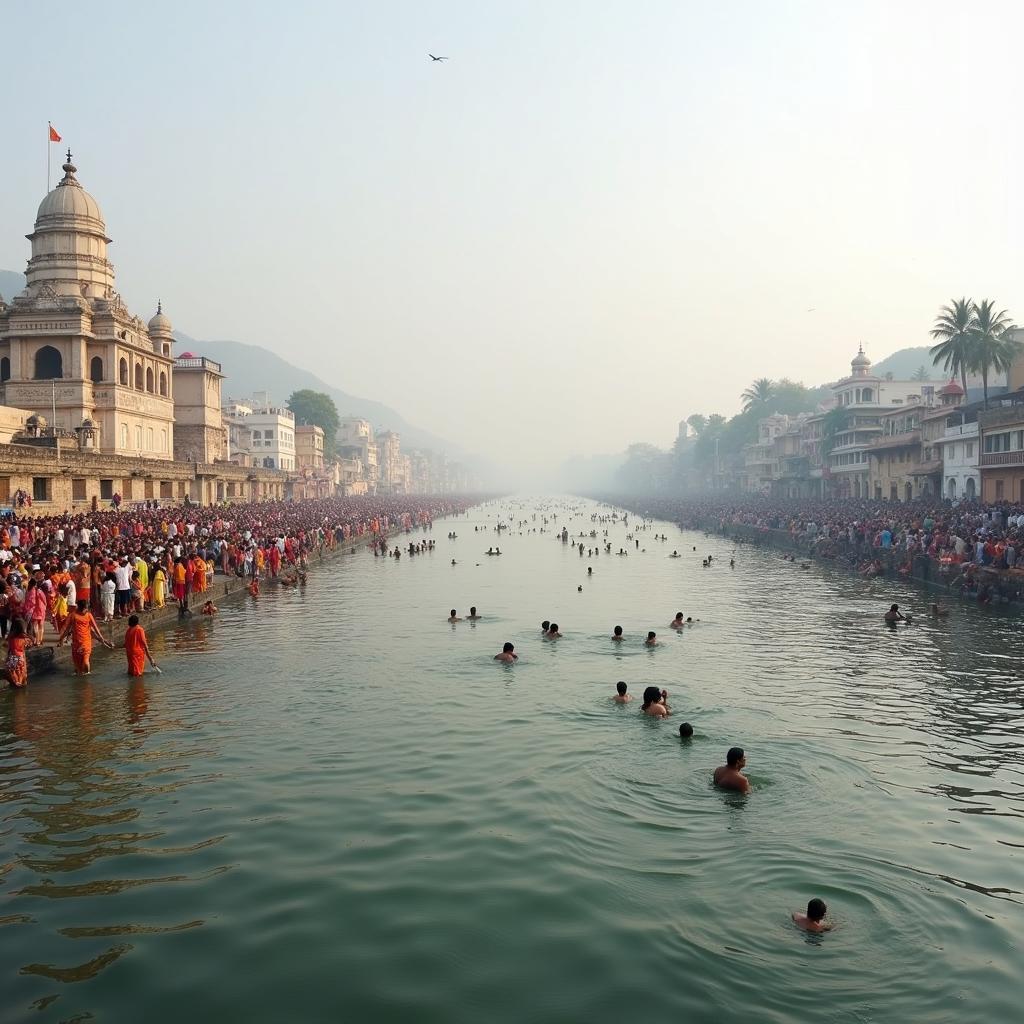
[57,599,112,675]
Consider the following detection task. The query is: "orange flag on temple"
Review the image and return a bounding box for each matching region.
[48,123,61,142]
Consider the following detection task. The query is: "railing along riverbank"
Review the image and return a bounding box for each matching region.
[694,518,1024,610]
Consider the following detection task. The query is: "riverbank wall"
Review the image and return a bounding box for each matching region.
[696,518,1024,611]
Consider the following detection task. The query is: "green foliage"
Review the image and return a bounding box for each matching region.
[912,365,930,381]
[930,297,975,393]
[741,378,775,413]
[287,389,340,452]
[970,299,1018,407]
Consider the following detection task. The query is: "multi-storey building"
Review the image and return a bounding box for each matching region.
[225,398,296,470]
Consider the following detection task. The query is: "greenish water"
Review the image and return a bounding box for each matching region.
[1,497,1021,1023]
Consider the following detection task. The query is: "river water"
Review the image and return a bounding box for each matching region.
[1,497,1020,1023]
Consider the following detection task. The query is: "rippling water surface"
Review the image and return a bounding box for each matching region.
[1,498,1021,1022]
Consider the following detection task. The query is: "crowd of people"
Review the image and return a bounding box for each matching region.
[0,493,478,687]
[609,494,1024,604]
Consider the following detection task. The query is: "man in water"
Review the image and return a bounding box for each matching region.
[884,603,905,624]
[714,747,751,794]
[792,898,832,933]
[679,722,693,740]
[612,625,624,642]
[494,642,518,663]
[546,623,562,638]
[612,681,632,703]
[670,612,685,628]
[467,606,481,620]
[645,631,658,646]
[448,609,462,622]
[541,620,550,634]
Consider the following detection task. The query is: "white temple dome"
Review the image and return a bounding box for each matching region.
[851,346,870,369]
[148,302,172,334]
[35,155,104,224]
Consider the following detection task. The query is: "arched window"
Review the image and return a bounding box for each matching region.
[263,457,275,468]
[966,477,976,499]
[89,356,103,383]
[135,425,143,451]
[159,371,167,397]
[34,345,62,380]
[120,424,129,448]
[161,429,167,453]
[146,367,154,393]
[0,357,9,382]
[948,478,957,499]
[147,427,154,450]
[862,388,873,403]
[134,363,143,390]
[119,358,128,385]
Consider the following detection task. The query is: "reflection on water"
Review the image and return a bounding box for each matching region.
[0,498,1021,1023]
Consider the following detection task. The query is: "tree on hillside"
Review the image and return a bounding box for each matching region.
[912,365,930,381]
[741,378,775,413]
[821,407,849,456]
[930,297,976,394]
[287,390,341,452]
[970,299,1018,407]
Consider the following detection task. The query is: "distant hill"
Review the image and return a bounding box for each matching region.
[871,346,936,380]
[0,269,25,300]
[175,334,466,458]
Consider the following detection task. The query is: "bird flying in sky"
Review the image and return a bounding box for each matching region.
[429,54,448,61]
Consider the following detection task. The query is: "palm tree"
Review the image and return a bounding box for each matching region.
[912,365,930,381]
[741,377,775,413]
[970,299,1019,407]
[930,297,976,394]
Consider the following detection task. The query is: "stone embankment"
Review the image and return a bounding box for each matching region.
[699,519,1024,610]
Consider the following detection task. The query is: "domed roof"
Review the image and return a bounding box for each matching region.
[179,351,196,359]
[35,153,104,224]
[148,301,173,334]
[940,379,965,396]
[851,345,870,368]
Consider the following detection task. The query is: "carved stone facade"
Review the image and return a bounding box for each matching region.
[0,153,176,460]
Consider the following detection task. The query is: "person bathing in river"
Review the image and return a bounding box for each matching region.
[448,609,462,623]
[125,614,158,677]
[612,681,632,703]
[58,599,113,675]
[645,631,658,646]
[884,603,905,624]
[612,625,624,642]
[494,641,517,663]
[792,898,832,933]
[467,606,481,620]
[670,612,685,628]
[641,685,670,717]
[713,747,751,794]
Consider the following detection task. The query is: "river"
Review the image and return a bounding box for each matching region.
[1,497,1020,1023]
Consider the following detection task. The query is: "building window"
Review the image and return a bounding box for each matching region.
[100,479,113,499]
[985,433,1011,454]
[135,425,143,450]
[72,479,86,501]
[965,442,974,458]
[161,429,167,452]
[119,358,128,385]
[34,345,62,380]
[31,477,50,502]
[996,480,1005,499]
[147,427,154,450]
[263,457,275,468]
[89,356,103,382]
[121,424,128,448]
[159,371,167,397]
[0,357,9,382]
[162,344,170,356]
[862,388,872,402]
[146,367,154,393]
[135,363,143,390]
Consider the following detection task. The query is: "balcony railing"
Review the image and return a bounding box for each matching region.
[979,451,1024,468]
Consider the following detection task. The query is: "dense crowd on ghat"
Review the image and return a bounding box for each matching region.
[611,495,1024,600]
[0,494,478,686]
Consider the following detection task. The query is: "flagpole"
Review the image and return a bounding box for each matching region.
[47,122,51,192]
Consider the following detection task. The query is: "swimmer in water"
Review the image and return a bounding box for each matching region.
[201,600,218,615]
[645,631,658,646]
[448,609,462,623]
[612,681,632,703]
[792,898,832,933]
[612,625,624,642]
[494,642,518,663]
[671,612,685,628]
[546,623,562,639]
[670,550,680,558]
[451,559,457,565]
[679,722,693,740]
[467,606,481,620]
[713,747,751,794]
[541,620,550,634]
[587,566,592,575]
[641,685,670,717]
[578,585,583,592]
[884,603,904,624]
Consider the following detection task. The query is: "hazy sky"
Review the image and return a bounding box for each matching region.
[2,1,1022,476]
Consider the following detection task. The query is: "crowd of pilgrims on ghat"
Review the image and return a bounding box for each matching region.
[0,494,478,687]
